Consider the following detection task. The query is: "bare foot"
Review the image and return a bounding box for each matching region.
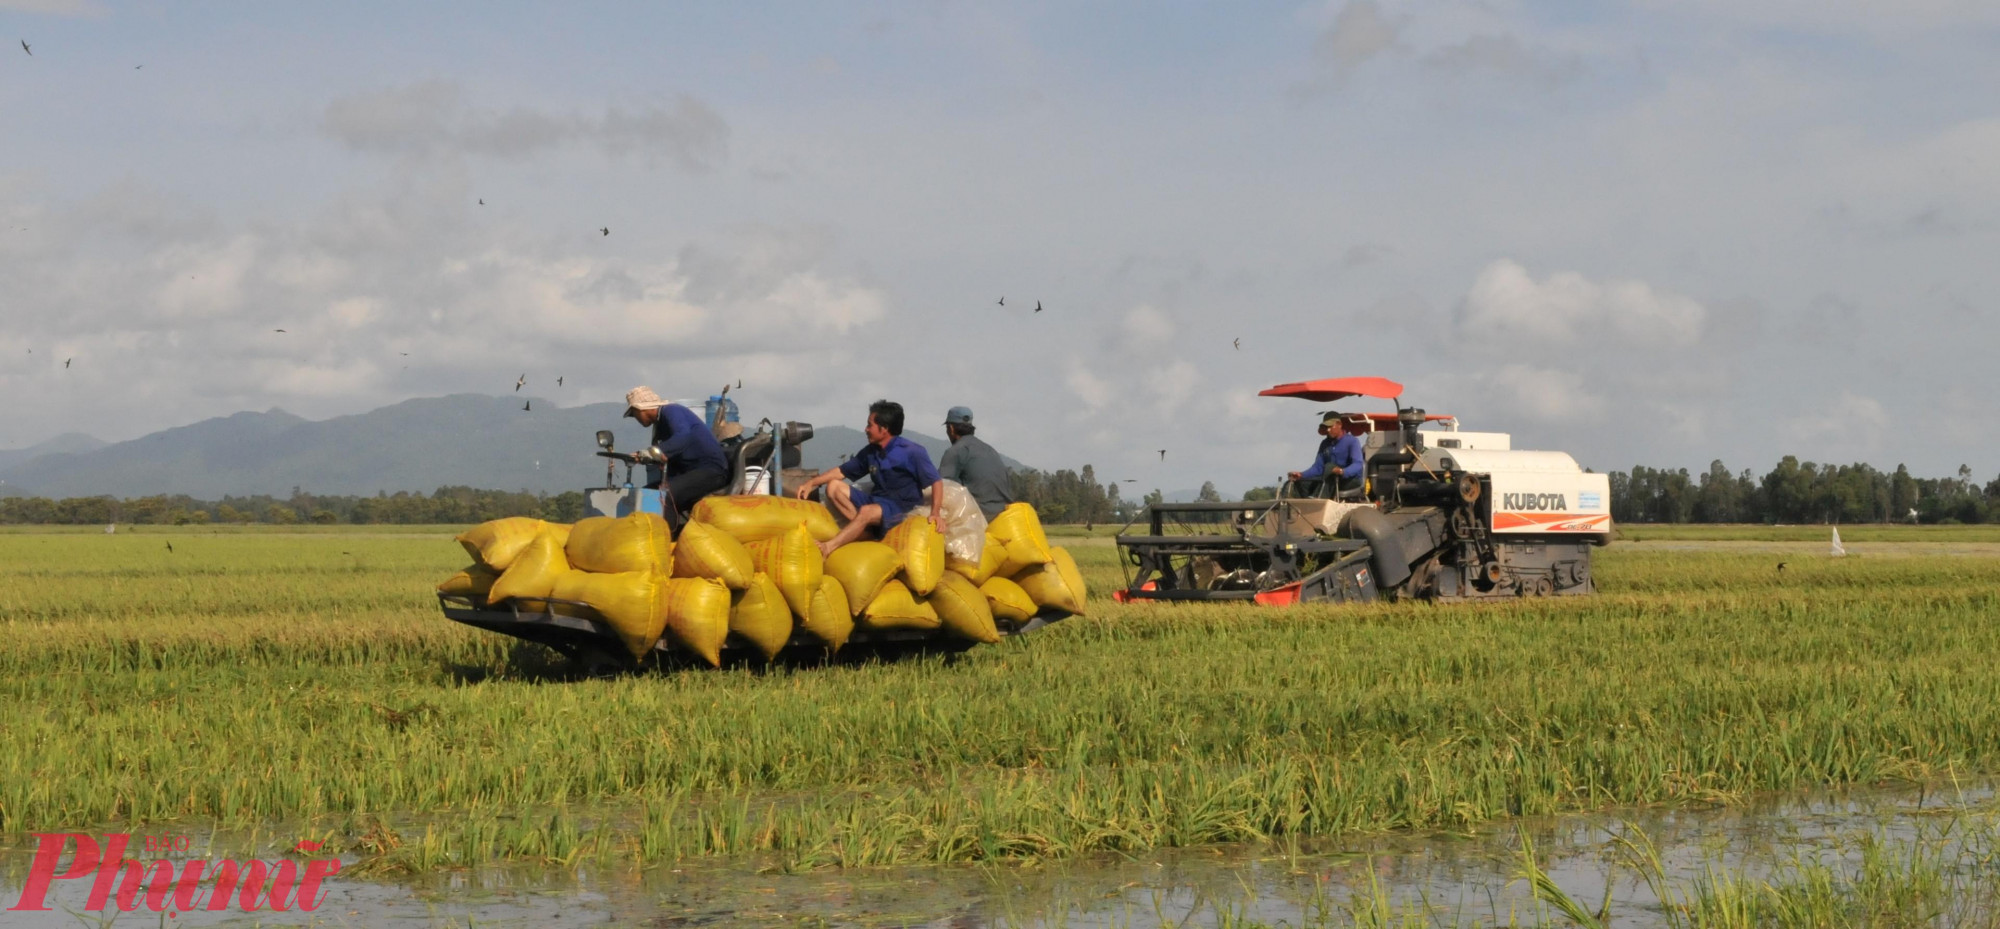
[817,541,838,558]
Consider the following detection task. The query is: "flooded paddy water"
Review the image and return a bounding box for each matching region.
[4,780,1996,927]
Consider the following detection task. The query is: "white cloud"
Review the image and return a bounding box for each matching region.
[1485,364,1606,422]
[1458,259,1706,347]
[1120,304,1177,347]
[0,0,100,15]
[1315,0,1400,76]
[322,81,729,171]
[1781,392,1890,455]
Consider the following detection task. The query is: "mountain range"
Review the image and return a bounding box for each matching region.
[0,395,1020,500]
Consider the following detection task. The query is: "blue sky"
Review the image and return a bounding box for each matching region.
[3,1,1996,493]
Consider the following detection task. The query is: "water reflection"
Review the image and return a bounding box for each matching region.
[1,781,1993,927]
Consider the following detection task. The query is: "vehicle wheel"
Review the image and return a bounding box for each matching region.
[573,648,630,679]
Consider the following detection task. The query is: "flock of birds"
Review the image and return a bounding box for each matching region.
[17,35,1234,477]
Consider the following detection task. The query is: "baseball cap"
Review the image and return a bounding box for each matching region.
[623,386,667,418]
[944,406,975,426]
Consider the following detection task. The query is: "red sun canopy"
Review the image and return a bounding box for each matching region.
[1257,376,1404,402]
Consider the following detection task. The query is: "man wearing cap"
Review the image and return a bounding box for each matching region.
[794,399,945,556]
[623,386,732,526]
[938,406,1015,520]
[1288,411,1365,496]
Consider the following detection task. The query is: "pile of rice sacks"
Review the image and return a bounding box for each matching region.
[439,496,1084,666]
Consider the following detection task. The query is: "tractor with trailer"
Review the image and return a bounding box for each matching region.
[436,398,1070,673]
[1113,377,1611,605]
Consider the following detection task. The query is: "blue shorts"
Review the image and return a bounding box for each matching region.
[846,487,909,535]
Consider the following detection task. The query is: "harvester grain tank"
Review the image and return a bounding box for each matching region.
[1113,376,1610,604]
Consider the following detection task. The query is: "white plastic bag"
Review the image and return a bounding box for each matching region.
[912,480,988,563]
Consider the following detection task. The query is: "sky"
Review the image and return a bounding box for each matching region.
[2,0,1996,495]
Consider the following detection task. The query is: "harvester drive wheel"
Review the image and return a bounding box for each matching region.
[573,647,631,679]
[1455,473,1482,505]
[1531,577,1554,598]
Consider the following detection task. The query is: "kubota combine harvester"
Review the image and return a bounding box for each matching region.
[1114,377,1611,604]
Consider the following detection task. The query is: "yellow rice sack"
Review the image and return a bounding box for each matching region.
[881,513,946,595]
[565,513,672,574]
[742,523,823,617]
[456,517,549,571]
[979,575,1037,623]
[946,532,1007,586]
[487,528,572,605]
[1013,546,1087,616]
[550,570,667,661]
[730,572,795,661]
[691,494,839,543]
[824,541,902,616]
[437,563,500,598]
[662,576,732,667]
[997,537,1053,578]
[859,579,940,631]
[988,503,1053,564]
[925,572,1000,644]
[800,575,854,652]
[545,522,574,550]
[670,521,756,590]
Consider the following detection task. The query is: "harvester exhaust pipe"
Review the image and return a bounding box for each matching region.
[1345,508,1412,590]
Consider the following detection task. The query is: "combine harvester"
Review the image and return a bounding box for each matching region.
[1114,377,1610,605]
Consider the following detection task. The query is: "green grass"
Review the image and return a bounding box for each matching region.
[2,527,1999,879]
[1614,523,2000,542]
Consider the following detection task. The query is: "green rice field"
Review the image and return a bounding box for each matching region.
[0,524,1997,886]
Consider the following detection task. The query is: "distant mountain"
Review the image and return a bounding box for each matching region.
[0,395,1026,499]
[0,433,108,482]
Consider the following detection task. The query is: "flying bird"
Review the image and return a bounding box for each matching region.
[556,375,564,386]
[522,400,531,412]
[736,379,742,389]
[1034,301,1043,313]
[164,541,173,554]
[399,352,409,356]
[478,198,484,205]
[1158,449,1167,461]
[64,358,70,368]
[135,64,142,69]
[273,329,286,333]
[20,40,29,56]
[515,373,526,391]
[1776,562,1788,572]
[1233,338,1240,350]
[1121,479,1137,483]
[599,227,610,236]
[997,297,1004,306]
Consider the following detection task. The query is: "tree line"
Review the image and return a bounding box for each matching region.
[1609,458,1998,525]
[3,457,1992,526]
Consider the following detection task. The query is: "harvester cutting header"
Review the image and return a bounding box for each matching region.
[1114,376,1610,605]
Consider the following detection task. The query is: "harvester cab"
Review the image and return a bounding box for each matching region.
[584,396,815,520]
[1114,376,1611,605]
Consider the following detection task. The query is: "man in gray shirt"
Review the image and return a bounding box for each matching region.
[938,406,1015,520]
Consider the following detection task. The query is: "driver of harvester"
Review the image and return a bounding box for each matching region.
[623,386,732,527]
[1288,411,1364,495]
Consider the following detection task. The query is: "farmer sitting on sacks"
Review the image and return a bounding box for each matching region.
[624,385,732,528]
[939,405,1015,521]
[794,399,946,557]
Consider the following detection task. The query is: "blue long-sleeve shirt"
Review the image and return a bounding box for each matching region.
[649,403,730,475]
[1300,433,1364,481]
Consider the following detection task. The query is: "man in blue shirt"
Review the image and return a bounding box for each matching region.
[1289,411,1365,495]
[624,385,732,527]
[794,399,945,556]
